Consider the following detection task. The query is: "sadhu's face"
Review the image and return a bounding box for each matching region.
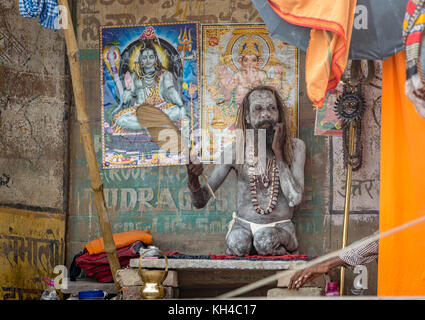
[246,89,280,129]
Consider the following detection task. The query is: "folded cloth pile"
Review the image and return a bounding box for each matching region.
[84,230,152,255]
[72,241,144,283]
[70,230,153,283]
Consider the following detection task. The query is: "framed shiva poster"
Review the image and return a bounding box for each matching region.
[201,24,299,161]
[100,22,200,168]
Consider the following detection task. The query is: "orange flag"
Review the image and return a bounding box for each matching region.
[379,51,425,296]
[268,0,357,108]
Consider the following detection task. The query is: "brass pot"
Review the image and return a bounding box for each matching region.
[138,249,168,300]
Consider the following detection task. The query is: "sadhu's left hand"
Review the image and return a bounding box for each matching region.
[272,123,284,161]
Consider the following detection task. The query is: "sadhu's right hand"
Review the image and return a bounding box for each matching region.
[186,158,204,187]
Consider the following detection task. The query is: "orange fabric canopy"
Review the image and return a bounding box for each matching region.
[379,51,425,296]
[84,230,153,255]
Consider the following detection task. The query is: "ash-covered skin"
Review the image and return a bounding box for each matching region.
[187,89,306,256]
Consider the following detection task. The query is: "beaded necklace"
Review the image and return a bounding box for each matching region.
[135,63,157,81]
[247,146,280,215]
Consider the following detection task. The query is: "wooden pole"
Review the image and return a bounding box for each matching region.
[339,121,356,296]
[58,0,121,290]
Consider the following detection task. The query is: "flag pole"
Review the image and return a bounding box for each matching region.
[339,120,356,295]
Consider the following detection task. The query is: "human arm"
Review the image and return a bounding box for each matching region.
[288,232,379,290]
[186,145,235,208]
[288,256,345,290]
[338,232,379,267]
[273,125,306,207]
[186,157,233,209]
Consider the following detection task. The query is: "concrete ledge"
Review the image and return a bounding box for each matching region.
[127,258,311,298]
[267,287,323,297]
[129,258,306,270]
[62,278,118,294]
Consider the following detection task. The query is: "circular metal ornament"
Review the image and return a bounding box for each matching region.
[334,92,365,123]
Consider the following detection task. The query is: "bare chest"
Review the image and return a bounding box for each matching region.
[236,160,290,218]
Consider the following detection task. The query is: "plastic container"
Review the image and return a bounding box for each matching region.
[325,282,340,296]
[78,290,105,300]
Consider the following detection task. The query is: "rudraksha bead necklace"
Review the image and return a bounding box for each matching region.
[247,147,280,215]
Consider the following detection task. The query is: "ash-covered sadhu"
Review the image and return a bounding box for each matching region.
[186,86,306,256]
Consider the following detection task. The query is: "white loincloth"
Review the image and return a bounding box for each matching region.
[226,212,291,240]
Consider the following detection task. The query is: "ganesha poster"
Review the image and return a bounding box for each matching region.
[201,24,299,161]
[100,22,200,168]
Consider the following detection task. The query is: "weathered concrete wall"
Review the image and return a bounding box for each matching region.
[0,207,65,300]
[0,1,68,299]
[68,0,379,296]
[0,1,69,212]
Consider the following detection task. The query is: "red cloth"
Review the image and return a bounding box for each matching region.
[209,254,312,260]
[76,241,143,283]
[165,251,182,256]
[163,251,313,260]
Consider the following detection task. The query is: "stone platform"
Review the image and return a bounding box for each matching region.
[62,259,324,299]
[129,258,306,270]
[127,258,324,298]
[267,287,323,297]
[61,278,118,295]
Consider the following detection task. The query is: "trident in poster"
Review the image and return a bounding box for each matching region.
[333,62,366,295]
[177,26,193,73]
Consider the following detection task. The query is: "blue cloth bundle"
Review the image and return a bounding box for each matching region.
[19,0,59,30]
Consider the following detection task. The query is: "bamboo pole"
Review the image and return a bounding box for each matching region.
[339,121,356,296]
[58,0,121,290]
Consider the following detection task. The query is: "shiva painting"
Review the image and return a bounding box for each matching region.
[201,24,299,161]
[100,22,200,168]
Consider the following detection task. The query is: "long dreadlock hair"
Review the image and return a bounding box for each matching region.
[235,85,294,166]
